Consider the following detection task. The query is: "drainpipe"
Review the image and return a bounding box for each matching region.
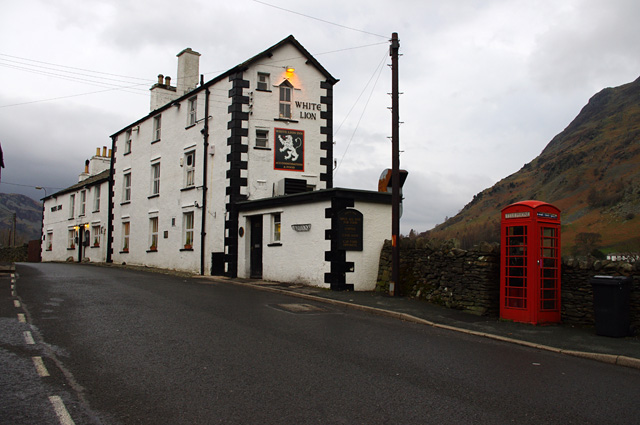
[200,86,210,275]
[106,135,116,263]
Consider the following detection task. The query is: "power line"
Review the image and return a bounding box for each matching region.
[252,0,388,38]
[334,49,388,174]
[0,53,152,82]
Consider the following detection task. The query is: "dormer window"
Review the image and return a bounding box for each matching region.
[279,80,293,119]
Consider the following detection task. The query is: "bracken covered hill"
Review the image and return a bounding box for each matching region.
[0,193,42,245]
[426,76,640,254]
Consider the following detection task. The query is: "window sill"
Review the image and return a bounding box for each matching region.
[90,245,100,249]
[46,249,52,252]
[180,248,194,252]
[124,151,131,156]
[148,194,160,199]
[185,123,196,130]
[274,118,299,123]
[254,146,271,151]
[146,249,158,253]
[67,247,76,251]
[180,186,196,192]
[255,88,272,93]
[121,201,131,206]
[151,139,160,144]
[267,243,282,247]
[120,250,129,254]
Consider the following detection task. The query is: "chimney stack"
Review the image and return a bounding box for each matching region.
[177,48,201,95]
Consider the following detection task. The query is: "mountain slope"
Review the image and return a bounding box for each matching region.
[427,76,640,254]
[0,193,43,245]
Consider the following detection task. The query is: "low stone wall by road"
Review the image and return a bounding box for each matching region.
[376,240,640,329]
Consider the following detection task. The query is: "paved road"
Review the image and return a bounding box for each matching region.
[4,263,640,424]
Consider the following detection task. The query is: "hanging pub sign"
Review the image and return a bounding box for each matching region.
[274,128,304,171]
[336,209,363,251]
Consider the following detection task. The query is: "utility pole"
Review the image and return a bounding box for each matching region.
[389,32,400,296]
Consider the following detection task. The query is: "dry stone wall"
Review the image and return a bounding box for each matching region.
[377,240,639,329]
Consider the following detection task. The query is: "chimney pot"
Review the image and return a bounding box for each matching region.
[96,147,101,157]
[158,74,164,85]
[165,76,171,86]
[102,146,107,157]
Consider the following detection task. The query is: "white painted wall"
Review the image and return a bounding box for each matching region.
[238,197,391,290]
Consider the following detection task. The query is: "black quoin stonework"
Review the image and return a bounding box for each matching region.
[319,80,335,189]
[324,195,356,291]
[225,71,250,278]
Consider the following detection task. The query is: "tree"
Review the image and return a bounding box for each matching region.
[573,232,602,256]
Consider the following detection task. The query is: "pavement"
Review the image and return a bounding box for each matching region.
[201,276,640,371]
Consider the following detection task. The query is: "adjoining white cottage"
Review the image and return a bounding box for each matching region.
[41,35,391,290]
[41,148,111,263]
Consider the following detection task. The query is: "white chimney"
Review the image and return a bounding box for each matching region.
[176,48,201,95]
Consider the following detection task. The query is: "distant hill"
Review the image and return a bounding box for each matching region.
[426,76,640,255]
[0,193,42,245]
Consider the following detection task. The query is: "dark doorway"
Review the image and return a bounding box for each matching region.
[211,252,225,276]
[250,216,263,279]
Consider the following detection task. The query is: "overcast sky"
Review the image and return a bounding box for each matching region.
[1,0,639,233]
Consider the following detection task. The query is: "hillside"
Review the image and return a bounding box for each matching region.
[426,76,640,255]
[0,193,43,245]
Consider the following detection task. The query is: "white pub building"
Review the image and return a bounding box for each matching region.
[42,36,392,291]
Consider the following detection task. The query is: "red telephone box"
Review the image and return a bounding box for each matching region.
[500,201,561,324]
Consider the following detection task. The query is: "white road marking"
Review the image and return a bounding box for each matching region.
[32,356,50,377]
[49,395,76,425]
[17,313,26,323]
[14,300,21,308]
[23,331,35,345]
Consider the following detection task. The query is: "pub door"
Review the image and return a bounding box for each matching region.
[250,216,263,279]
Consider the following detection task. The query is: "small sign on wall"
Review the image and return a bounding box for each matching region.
[336,209,363,251]
[274,128,304,171]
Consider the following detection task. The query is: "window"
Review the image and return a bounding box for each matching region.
[149,217,158,251]
[256,129,269,148]
[69,194,75,219]
[151,162,161,196]
[93,185,101,212]
[80,190,86,215]
[257,72,270,91]
[153,115,161,142]
[124,129,132,154]
[184,151,195,187]
[123,172,131,202]
[183,212,194,249]
[46,232,53,251]
[272,213,281,243]
[92,225,101,247]
[279,83,292,119]
[122,222,130,252]
[188,97,197,126]
[68,229,76,249]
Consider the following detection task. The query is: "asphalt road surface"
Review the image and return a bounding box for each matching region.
[3,263,640,424]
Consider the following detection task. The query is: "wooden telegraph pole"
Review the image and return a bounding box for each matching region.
[389,32,400,296]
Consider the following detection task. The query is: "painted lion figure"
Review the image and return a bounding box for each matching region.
[278,134,301,161]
